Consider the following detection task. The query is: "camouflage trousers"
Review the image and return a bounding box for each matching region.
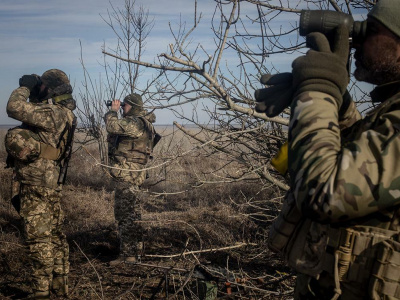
[19,184,69,294]
[114,182,144,257]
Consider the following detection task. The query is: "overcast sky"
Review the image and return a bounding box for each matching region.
[0,0,374,126]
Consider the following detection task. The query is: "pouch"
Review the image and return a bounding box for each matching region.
[5,127,41,162]
[369,238,400,299]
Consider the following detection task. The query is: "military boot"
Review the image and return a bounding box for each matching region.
[109,255,137,267]
[52,275,68,297]
[23,290,50,300]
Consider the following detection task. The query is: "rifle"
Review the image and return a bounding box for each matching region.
[11,170,21,213]
[153,132,162,148]
[58,116,77,185]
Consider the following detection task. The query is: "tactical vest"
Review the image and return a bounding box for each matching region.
[268,193,400,299]
[108,117,155,165]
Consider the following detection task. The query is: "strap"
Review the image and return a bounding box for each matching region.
[39,143,60,160]
[323,226,399,282]
[375,280,400,298]
[53,94,73,103]
[386,248,400,266]
[42,94,73,104]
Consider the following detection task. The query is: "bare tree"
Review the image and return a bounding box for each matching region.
[73,0,380,226]
[75,0,155,166]
[100,0,376,194]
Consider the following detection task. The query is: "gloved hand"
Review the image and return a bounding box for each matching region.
[19,74,41,91]
[292,24,350,106]
[254,72,294,117]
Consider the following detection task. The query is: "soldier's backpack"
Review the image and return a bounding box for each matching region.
[5,126,42,162]
[5,125,64,162]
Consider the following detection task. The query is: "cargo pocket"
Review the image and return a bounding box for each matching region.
[268,191,328,278]
[5,127,41,162]
[268,191,302,253]
[369,239,400,299]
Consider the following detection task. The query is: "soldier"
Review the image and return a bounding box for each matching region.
[256,1,400,299]
[5,69,76,299]
[104,93,158,265]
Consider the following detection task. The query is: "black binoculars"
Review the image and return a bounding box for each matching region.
[300,10,367,45]
[105,100,125,107]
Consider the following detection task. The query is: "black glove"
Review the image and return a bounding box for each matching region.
[254,72,294,117]
[19,74,41,91]
[292,24,349,106]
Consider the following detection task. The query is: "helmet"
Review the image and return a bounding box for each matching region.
[41,69,70,90]
[123,93,143,107]
[123,93,143,115]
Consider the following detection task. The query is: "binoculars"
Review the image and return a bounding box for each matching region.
[19,74,43,102]
[105,100,125,107]
[300,10,367,45]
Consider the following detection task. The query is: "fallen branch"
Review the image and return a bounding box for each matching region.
[145,242,254,258]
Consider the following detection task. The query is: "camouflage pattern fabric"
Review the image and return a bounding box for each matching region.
[104,110,152,142]
[114,182,144,256]
[287,81,400,298]
[104,109,155,185]
[108,158,147,186]
[6,84,75,296]
[289,84,400,222]
[5,127,41,162]
[294,272,368,300]
[19,184,69,294]
[104,109,156,257]
[6,86,76,189]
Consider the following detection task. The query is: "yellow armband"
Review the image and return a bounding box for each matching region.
[271,141,288,176]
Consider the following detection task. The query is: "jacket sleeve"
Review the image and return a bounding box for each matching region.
[289,91,400,223]
[6,87,65,132]
[104,111,144,137]
[339,98,362,130]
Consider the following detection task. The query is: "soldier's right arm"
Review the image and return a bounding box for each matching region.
[338,91,362,130]
[7,87,64,131]
[104,110,145,138]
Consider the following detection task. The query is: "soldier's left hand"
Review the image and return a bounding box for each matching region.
[292,24,350,107]
[111,100,121,112]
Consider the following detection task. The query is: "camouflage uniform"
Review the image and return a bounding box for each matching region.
[104,100,157,258]
[6,70,75,299]
[286,83,400,299]
[267,2,400,299]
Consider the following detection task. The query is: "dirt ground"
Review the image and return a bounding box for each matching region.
[0,130,295,299]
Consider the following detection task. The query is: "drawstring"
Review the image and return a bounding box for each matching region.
[331,252,342,300]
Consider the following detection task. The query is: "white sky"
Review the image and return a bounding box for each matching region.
[0,0,374,125]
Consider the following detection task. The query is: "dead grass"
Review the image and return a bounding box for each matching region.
[0,128,294,299]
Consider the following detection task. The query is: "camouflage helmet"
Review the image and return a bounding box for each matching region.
[123,93,143,115]
[123,93,143,107]
[41,69,70,89]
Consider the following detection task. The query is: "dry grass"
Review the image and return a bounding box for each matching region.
[0,127,294,299]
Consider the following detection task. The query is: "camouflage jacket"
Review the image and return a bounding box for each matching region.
[104,110,156,185]
[6,86,76,189]
[289,81,400,228]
